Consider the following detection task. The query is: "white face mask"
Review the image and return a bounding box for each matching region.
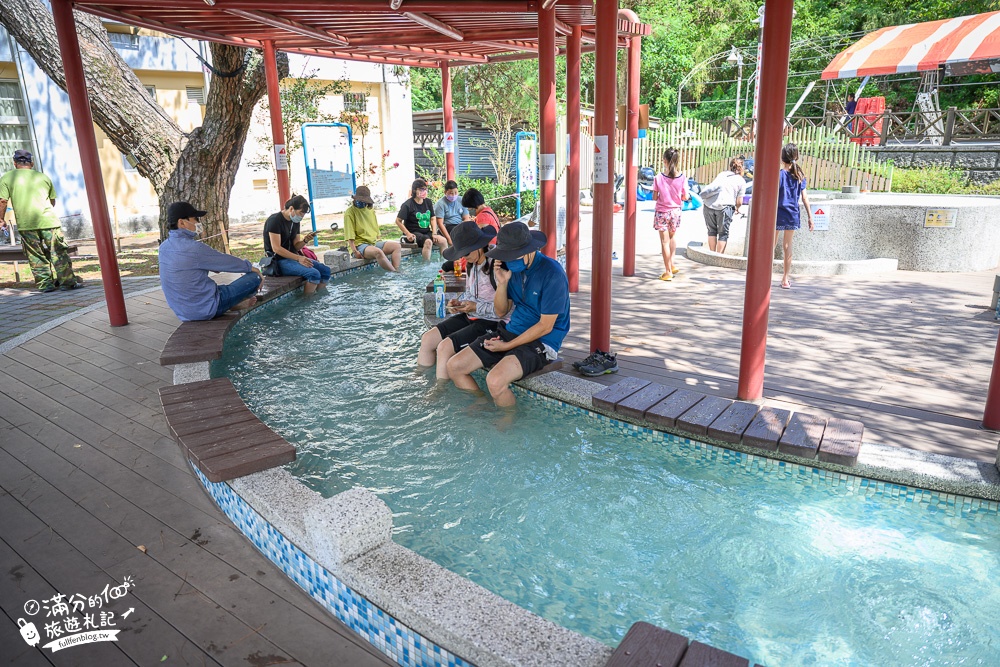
[290,214,304,223]
[195,222,205,236]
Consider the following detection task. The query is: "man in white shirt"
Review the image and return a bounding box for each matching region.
[702,157,747,255]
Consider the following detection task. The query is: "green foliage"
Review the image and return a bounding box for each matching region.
[891,166,1000,195]
[426,176,536,220]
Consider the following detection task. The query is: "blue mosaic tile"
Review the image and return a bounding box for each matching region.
[190,466,475,667]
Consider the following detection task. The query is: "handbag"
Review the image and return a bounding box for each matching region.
[259,253,280,277]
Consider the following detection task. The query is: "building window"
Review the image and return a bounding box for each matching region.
[252,179,269,191]
[0,80,35,171]
[343,92,367,112]
[121,151,138,173]
[107,31,139,50]
[144,85,156,99]
[186,86,206,106]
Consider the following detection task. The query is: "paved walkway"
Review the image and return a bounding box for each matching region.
[0,290,392,666]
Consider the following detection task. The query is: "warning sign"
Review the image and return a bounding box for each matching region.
[443,132,455,154]
[594,135,609,184]
[810,204,829,231]
[274,144,288,171]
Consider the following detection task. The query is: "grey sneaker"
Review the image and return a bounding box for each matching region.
[579,351,619,377]
[573,349,605,370]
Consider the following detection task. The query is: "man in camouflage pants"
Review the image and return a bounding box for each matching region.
[0,149,81,293]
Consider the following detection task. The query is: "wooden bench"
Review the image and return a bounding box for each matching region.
[158,275,303,366]
[593,378,864,466]
[158,378,295,483]
[0,243,78,282]
[605,622,752,667]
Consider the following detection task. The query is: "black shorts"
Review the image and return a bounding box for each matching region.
[435,314,498,353]
[469,323,550,378]
[409,231,433,247]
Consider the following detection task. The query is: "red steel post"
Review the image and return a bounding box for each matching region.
[623,35,641,277]
[51,0,127,326]
[263,40,291,207]
[590,0,617,353]
[441,61,456,181]
[566,26,581,292]
[736,0,794,400]
[984,333,1000,429]
[538,6,557,257]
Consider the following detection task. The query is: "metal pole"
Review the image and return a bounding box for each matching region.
[538,6,557,257]
[736,0,794,401]
[590,0,617,354]
[442,61,456,181]
[263,40,290,208]
[51,0,127,326]
[751,5,765,138]
[566,26,581,292]
[623,35,640,277]
[734,54,743,124]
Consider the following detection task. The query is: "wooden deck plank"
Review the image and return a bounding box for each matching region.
[677,396,734,436]
[707,402,760,444]
[645,389,706,429]
[818,418,865,466]
[593,377,652,411]
[615,383,678,420]
[678,641,749,667]
[777,413,827,458]
[742,408,792,451]
[197,440,296,483]
[604,621,688,667]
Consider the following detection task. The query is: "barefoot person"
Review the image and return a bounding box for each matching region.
[264,194,332,295]
[158,201,262,322]
[418,221,505,379]
[345,186,401,272]
[774,143,814,290]
[395,178,447,260]
[445,222,570,407]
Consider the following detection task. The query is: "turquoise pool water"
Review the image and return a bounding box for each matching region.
[216,263,1000,666]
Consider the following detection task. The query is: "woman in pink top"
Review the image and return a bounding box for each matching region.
[652,147,690,281]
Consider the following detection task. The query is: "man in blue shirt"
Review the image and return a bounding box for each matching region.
[158,201,262,322]
[432,179,471,243]
[445,221,570,407]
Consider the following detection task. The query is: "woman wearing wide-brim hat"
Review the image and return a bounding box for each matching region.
[417,221,507,379]
[444,222,571,406]
[345,185,401,272]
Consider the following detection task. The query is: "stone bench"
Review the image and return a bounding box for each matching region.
[594,377,864,466]
[158,275,303,366]
[604,621,753,667]
[158,378,296,483]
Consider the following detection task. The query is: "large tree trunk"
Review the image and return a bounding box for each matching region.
[0,0,287,251]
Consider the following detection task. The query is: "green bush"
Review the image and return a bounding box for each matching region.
[891,166,1000,196]
[427,176,536,220]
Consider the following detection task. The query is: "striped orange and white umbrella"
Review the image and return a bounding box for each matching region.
[822,10,1000,79]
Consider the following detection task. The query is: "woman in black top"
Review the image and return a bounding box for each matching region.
[263,194,331,295]
[394,178,448,261]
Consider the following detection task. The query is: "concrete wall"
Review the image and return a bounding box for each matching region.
[872,145,1000,185]
[784,193,1000,272]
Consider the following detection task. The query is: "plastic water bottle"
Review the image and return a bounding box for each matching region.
[434,271,446,319]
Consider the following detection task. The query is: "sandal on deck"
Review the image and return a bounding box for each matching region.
[659,272,673,281]
[780,280,791,290]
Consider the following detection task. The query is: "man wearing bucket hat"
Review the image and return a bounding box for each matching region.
[0,149,81,292]
[345,186,401,272]
[418,221,507,379]
[445,221,570,407]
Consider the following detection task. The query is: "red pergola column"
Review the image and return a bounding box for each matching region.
[538,6,557,257]
[736,0,794,400]
[622,34,641,277]
[441,61,456,182]
[983,336,1000,429]
[263,40,290,207]
[590,0,617,353]
[51,0,127,327]
[566,26,581,292]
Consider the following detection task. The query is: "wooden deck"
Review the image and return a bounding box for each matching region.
[561,254,1000,464]
[0,291,392,666]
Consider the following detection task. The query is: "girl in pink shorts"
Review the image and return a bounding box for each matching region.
[652,147,690,281]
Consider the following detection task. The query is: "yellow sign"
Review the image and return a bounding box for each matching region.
[924,208,958,228]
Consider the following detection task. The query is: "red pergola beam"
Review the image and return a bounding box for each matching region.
[403,12,464,40]
[223,9,350,46]
[75,0,591,11]
[84,6,262,48]
[281,47,438,68]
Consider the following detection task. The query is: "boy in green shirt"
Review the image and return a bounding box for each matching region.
[0,150,81,292]
[344,186,401,272]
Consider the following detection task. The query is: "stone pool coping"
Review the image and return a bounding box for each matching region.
[168,252,1000,667]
